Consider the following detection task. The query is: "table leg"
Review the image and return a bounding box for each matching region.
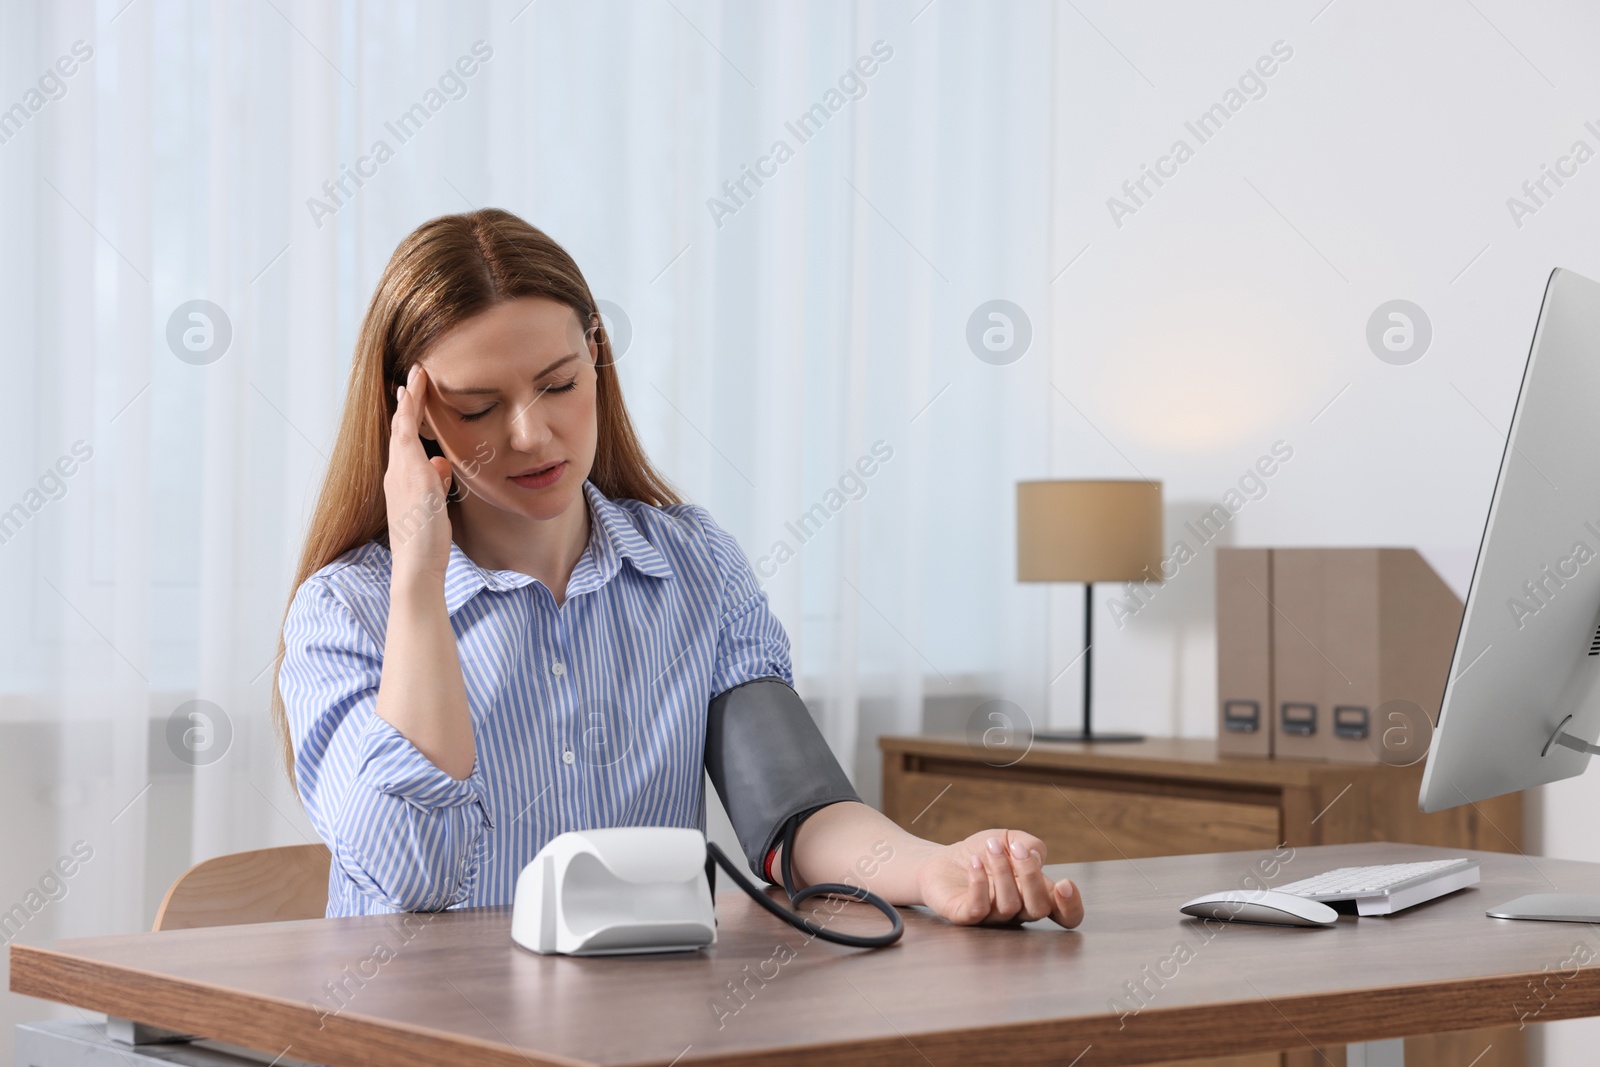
[17,1021,259,1065]
[1347,1038,1405,1067]
[105,1016,194,1045]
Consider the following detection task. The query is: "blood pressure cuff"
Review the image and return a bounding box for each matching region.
[705,677,861,882]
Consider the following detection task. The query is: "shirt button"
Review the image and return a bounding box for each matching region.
[562,749,575,765]
[551,660,566,677]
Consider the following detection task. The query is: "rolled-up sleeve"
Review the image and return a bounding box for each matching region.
[279,576,493,913]
[695,509,795,695]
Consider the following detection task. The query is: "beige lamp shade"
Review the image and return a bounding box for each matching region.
[1016,479,1163,583]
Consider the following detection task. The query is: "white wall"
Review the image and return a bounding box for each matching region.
[1054,2,1600,1060]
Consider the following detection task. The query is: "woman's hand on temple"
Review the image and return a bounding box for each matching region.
[916,828,1082,929]
[386,364,455,584]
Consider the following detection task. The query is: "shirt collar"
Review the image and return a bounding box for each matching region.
[440,478,673,615]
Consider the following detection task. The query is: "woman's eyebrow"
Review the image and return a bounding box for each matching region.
[433,352,581,396]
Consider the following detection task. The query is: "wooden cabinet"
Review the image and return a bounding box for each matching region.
[879,734,1526,1067]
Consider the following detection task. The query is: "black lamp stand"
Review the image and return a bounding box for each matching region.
[1034,581,1144,743]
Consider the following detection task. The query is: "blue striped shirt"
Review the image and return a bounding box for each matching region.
[278,478,792,917]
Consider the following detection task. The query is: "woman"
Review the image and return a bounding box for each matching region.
[272,208,1083,930]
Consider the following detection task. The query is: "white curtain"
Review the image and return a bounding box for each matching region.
[1,0,1070,1043]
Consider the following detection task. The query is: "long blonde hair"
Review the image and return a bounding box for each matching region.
[270,209,680,788]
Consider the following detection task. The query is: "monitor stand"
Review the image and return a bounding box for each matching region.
[1487,715,1600,921]
[1540,713,1600,758]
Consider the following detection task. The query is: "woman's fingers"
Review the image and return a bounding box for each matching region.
[385,363,454,579]
[429,455,453,494]
[1004,835,1057,923]
[1050,878,1084,929]
[414,370,456,495]
[1002,829,1083,928]
[391,368,444,484]
[392,364,431,436]
[408,368,452,493]
[1006,829,1047,864]
[409,363,432,426]
[392,380,416,441]
[956,852,991,924]
[980,836,1023,921]
[947,828,1082,929]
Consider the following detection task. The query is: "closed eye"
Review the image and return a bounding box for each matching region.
[456,378,578,421]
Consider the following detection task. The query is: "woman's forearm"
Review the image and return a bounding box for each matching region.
[780,800,943,905]
[374,573,476,779]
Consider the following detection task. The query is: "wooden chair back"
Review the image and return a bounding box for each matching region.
[153,844,331,931]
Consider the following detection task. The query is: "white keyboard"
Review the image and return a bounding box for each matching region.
[1274,858,1480,916]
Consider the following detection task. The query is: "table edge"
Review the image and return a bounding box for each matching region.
[11,935,1595,1066]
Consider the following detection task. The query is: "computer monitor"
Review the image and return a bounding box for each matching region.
[1419,267,1600,922]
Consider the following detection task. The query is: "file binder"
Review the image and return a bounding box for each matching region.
[1271,548,1461,764]
[1216,547,1274,758]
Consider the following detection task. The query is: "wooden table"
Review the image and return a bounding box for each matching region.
[13,842,1600,1067]
[879,735,1531,1065]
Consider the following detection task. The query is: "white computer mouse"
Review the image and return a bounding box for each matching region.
[1179,889,1339,927]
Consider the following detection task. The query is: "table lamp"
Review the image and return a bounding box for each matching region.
[1017,479,1164,742]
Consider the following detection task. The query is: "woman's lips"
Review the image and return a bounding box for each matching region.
[509,460,565,489]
